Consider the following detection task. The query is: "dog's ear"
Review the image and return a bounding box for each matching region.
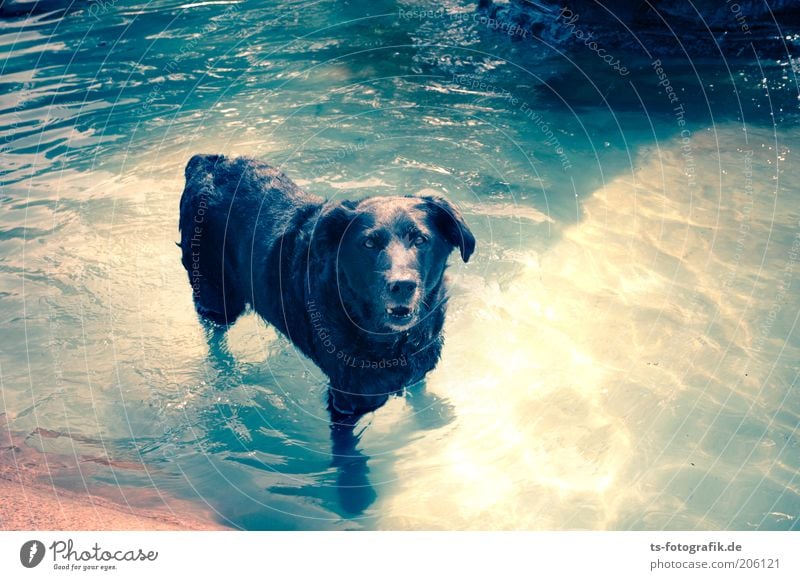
[312,199,359,253]
[420,196,475,263]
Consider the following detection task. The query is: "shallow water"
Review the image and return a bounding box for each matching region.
[1,0,798,530]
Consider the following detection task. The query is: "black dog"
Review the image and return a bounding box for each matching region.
[179,154,474,419]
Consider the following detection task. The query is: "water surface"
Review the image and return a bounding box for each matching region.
[1,0,798,529]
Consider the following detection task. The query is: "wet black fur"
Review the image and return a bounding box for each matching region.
[179,154,474,420]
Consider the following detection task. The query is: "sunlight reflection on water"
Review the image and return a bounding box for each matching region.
[376,127,799,530]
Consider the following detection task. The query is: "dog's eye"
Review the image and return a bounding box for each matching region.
[363,238,376,249]
[413,235,428,247]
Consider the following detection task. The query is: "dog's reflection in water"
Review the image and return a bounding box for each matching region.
[329,415,377,515]
[202,324,377,515]
[329,383,455,516]
[200,290,460,518]
[202,312,456,518]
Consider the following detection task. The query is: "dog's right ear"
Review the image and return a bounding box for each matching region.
[311,200,359,254]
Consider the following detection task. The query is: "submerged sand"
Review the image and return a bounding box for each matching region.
[0,415,228,531]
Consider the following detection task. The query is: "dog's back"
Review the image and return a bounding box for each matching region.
[179,154,322,325]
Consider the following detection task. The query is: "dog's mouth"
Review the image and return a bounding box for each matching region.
[386,305,414,319]
[383,304,418,329]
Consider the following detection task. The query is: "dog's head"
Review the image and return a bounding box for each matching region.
[313,195,475,334]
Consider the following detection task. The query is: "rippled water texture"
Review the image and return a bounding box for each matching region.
[1,0,798,530]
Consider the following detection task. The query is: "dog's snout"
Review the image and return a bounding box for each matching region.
[387,278,417,298]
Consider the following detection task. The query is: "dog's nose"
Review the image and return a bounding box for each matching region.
[388,279,417,299]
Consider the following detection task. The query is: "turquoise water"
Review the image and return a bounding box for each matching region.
[1,0,798,529]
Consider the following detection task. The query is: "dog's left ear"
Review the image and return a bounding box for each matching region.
[420,196,476,263]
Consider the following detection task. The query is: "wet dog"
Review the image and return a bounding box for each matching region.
[179,155,474,420]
